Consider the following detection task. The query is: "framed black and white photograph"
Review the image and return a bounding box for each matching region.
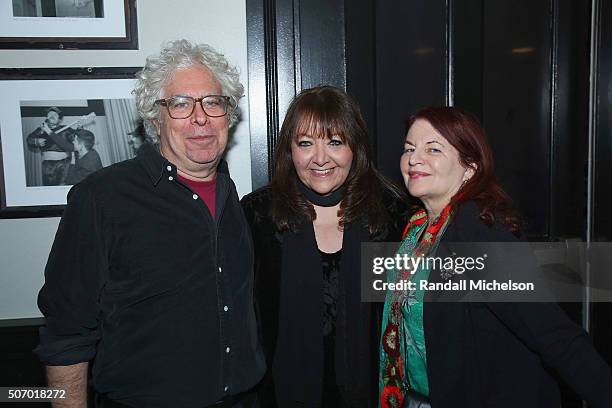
[0,0,137,49]
[12,0,105,18]
[0,67,142,218]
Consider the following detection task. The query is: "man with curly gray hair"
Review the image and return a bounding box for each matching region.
[36,40,265,408]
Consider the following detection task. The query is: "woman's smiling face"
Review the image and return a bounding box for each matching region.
[401,119,473,215]
[291,121,353,196]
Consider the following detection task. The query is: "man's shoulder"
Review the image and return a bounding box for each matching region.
[79,157,144,192]
[80,148,102,163]
[91,149,103,164]
[66,158,151,216]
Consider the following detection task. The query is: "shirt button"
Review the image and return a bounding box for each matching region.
[218,266,222,273]
[192,194,198,200]
[226,347,230,353]
[168,176,173,181]
[223,306,229,312]
[166,165,172,171]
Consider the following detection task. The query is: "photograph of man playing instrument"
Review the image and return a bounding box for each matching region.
[20,98,139,187]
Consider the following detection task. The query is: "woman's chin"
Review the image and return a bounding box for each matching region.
[311,188,334,196]
[304,181,338,196]
[407,187,426,200]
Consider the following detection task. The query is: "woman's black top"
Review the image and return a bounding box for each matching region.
[240,186,408,408]
[320,248,345,407]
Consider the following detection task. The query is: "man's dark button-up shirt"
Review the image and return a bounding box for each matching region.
[35,147,265,407]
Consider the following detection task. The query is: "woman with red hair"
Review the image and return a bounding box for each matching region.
[379,107,612,408]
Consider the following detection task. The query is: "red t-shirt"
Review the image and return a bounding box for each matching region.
[178,175,217,218]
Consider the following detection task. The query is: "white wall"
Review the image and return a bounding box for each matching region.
[0,0,251,320]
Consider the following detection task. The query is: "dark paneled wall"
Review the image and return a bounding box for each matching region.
[453,0,591,240]
[592,0,612,369]
[480,0,552,237]
[453,0,484,119]
[299,0,346,90]
[345,0,376,150]
[551,0,590,241]
[594,0,612,243]
[374,0,448,182]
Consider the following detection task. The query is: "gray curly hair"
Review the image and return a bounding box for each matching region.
[133,39,244,142]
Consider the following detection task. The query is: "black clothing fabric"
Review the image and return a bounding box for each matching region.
[96,389,260,408]
[134,141,158,157]
[321,249,340,337]
[95,394,132,408]
[65,148,103,185]
[422,202,612,408]
[241,186,408,408]
[26,124,74,153]
[320,249,344,407]
[35,147,265,408]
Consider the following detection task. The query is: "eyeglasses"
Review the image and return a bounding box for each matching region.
[154,95,236,119]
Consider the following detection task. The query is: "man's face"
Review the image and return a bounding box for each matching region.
[72,136,83,152]
[154,65,229,179]
[46,111,61,126]
[72,136,82,151]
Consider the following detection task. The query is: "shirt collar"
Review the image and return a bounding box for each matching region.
[137,144,229,186]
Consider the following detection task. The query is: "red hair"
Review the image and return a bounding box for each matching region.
[408,106,522,237]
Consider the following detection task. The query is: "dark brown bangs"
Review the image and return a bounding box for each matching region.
[291,99,348,142]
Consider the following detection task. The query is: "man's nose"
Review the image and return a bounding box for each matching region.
[191,100,209,125]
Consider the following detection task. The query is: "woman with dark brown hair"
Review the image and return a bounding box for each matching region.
[379,106,612,408]
[241,85,408,407]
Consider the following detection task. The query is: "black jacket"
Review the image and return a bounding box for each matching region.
[241,186,408,407]
[36,148,265,407]
[422,202,612,408]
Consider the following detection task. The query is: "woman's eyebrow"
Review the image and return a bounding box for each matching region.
[426,140,443,145]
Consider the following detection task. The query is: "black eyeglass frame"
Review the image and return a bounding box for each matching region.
[153,95,237,119]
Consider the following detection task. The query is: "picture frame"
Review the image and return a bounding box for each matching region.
[0,67,142,218]
[0,0,138,50]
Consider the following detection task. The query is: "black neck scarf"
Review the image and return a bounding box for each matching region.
[295,176,345,207]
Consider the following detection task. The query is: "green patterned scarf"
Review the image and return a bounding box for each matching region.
[378,204,454,408]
